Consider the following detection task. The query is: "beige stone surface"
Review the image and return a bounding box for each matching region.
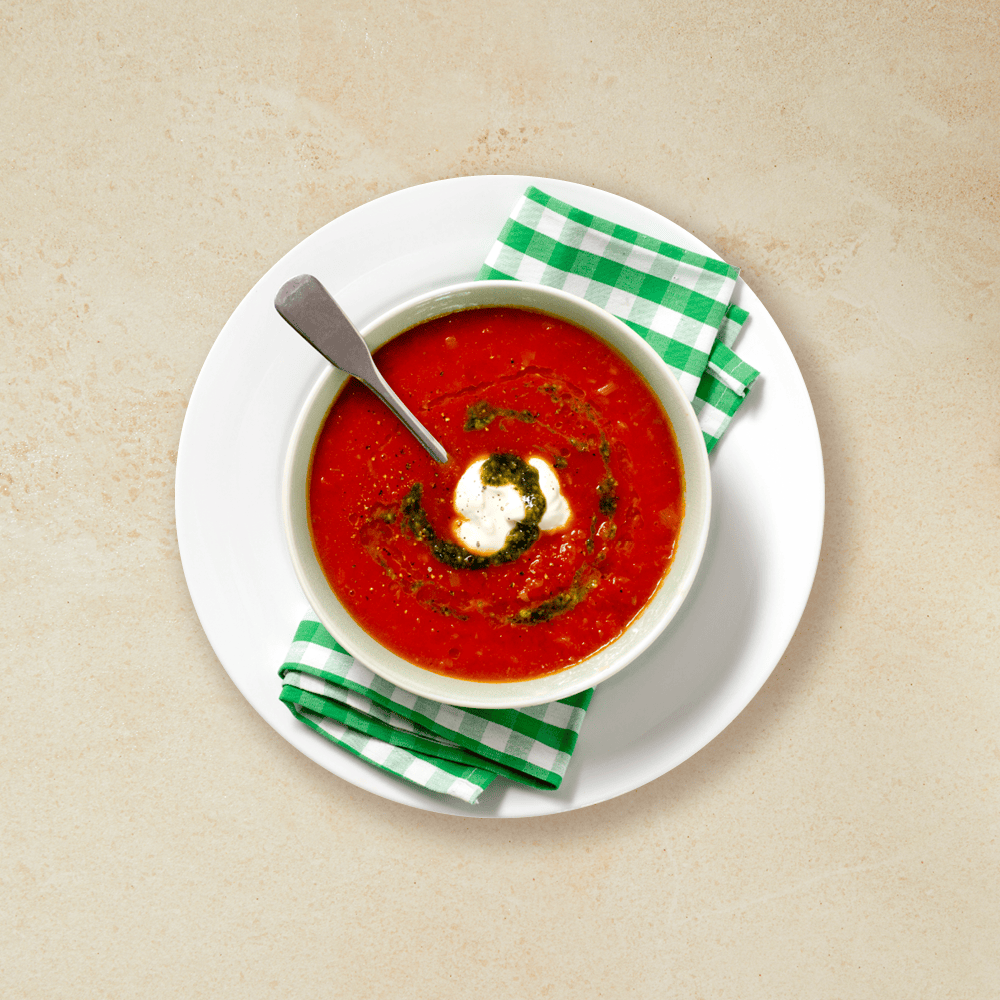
[2,0,998,996]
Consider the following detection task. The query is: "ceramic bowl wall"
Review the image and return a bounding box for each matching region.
[283,280,711,709]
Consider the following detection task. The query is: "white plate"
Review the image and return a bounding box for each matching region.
[175,175,824,818]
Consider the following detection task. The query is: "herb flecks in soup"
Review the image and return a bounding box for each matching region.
[308,307,684,682]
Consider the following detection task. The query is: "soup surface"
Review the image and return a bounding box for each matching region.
[308,307,685,682]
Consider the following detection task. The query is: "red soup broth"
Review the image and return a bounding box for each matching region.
[308,307,685,682]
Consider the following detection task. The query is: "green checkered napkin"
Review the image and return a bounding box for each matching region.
[279,617,592,805]
[479,186,760,451]
[278,186,759,803]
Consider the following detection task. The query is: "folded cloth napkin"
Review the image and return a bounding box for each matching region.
[278,186,759,803]
[280,617,592,804]
[479,186,759,451]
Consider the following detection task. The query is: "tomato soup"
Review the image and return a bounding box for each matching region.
[308,307,684,682]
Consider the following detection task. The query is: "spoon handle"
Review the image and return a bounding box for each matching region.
[275,275,449,464]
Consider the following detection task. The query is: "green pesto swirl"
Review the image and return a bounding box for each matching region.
[401,453,547,570]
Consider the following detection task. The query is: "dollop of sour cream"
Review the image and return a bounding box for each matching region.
[453,457,571,555]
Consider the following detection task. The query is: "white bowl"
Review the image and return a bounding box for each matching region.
[283,281,711,709]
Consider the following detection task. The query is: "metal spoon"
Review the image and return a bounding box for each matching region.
[274,274,448,463]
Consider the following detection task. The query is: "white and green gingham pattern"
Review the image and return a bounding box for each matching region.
[478,186,759,452]
[279,617,592,805]
[278,188,760,802]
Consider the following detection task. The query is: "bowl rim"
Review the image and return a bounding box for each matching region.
[282,280,711,709]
